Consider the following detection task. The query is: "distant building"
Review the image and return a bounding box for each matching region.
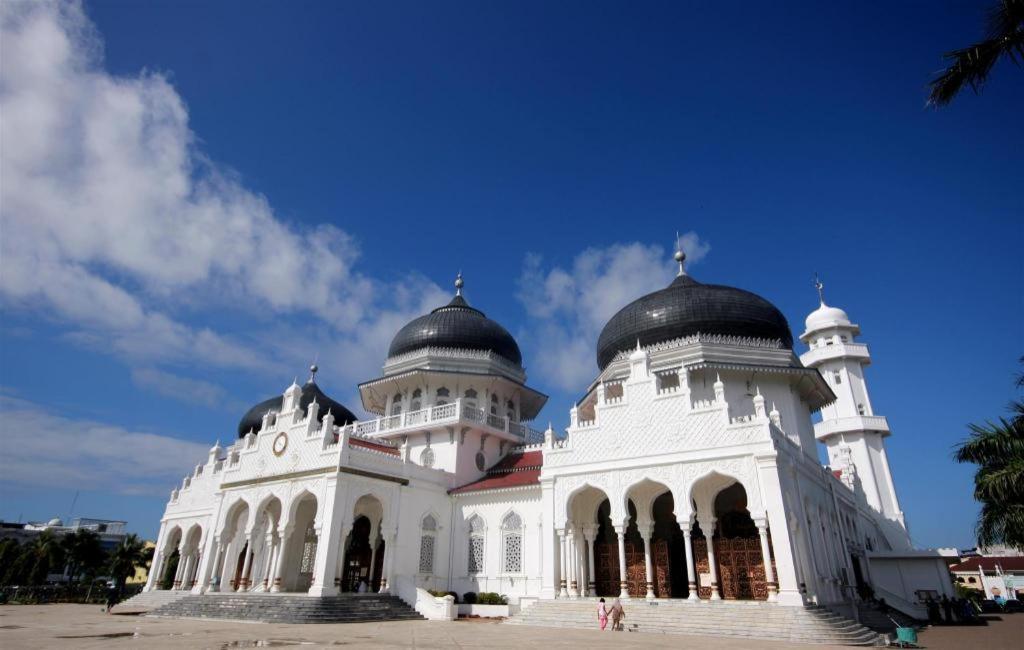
[0,517,133,582]
[127,540,157,585]
[949,556,1024,600]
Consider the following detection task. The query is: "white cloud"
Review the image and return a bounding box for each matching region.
[0,395,209,496]
[130,367,235,410]
[0,1,448,392]
[517,234,710,391]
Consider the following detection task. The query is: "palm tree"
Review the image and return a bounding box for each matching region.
[954,357,1024,548]
[20,530,66,585]
[927,0,1024,106]
[60,529,103,585]
[107,534,151,593]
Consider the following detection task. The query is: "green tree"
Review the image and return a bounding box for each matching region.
[0,539,20,585]
[107,534,150,593]
[954,357,1024,548]
[60,529,104,584]
[15,530,66,585]
[928,0,1024,106]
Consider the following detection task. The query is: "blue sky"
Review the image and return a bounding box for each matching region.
[0,1,1020,547]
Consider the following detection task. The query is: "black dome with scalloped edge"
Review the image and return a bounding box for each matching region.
[596,274,793,370]
[236,381,356,438]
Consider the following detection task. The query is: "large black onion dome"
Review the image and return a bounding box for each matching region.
[387,287,523,367]
[596,274,794,370]
[236,380,357,438]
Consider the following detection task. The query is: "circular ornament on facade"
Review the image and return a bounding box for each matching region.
[475,451,486,471]
[420,447,435,468]
[272,432,288,456]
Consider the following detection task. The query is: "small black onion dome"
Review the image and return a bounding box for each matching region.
[596,274,794,370]
[236,380,357,438]
[387,283,523,367]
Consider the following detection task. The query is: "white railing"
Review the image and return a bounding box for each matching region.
[355,398,539,439]
[814,415,889,438]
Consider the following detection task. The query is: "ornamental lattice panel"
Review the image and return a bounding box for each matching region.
[419,534,434,574]
[468,536,484,574]
[693,536,768,600]
[503,533,522,573]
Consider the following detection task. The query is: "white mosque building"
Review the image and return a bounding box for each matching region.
[143,248,951,625]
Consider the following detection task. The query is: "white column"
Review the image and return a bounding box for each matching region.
[261,533,275,589]
[309,479,345,597]
[700,517,720,600]
[585,528,597,596]
[567,525,579,598]
[173,547,188,590]
[219,536,237,591]
[680,520,698,601]
[615,525,629,599]
[145,523,168,591]
[540,483,556,599]
[557,529,568,598]
[379,527,397,592]
[758,458,806,606]
[756,520,777,602]
[207,540,224,592]
[238,537,254,590]
[334,521,351,590]
[640,523,655,599]
[271,524,294,593]
[575,529,586,597]
[368,538,379,587]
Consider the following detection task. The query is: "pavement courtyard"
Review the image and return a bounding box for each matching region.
[1,604,1023,649]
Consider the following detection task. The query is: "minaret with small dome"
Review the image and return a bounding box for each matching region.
[799,276,904,526]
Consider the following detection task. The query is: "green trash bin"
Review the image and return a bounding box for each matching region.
[895,626,918,647]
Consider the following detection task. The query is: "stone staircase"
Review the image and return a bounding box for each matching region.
[506,599,884,646]
[149,592,424,624]
[110,589,192,614]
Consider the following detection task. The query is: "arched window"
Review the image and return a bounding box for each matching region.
[490,394,499,415]
[501,512,523,573]
[832,370,842,385]
[411,389,422,411]
[464,389,478,408]
[436,387,450,405]
[506,399,515,421]
[390,393,402,416]
[419,514,437,574]
[420,447,435,468]
[467,515,485,574]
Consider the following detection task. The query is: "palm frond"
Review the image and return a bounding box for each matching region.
[927,0,1024,106]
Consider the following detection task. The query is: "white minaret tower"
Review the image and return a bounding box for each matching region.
[799,276,905,527]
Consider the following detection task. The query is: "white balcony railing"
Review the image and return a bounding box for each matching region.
[814,415,890,438]
[356,398,540,441]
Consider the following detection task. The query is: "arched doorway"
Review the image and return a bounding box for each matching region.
[341,516,373,591]
[693,482,773,600]
[651,492,688,598]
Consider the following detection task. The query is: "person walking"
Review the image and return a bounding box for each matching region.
[610,597,625,631]
[104,582,118,614]
[596,598,609,631]
[941,595,954,624]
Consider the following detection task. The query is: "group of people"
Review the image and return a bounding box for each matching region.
[923,594,977,625]
[596,598,625,631]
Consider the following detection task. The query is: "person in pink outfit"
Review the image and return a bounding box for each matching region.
[597,598,609,630]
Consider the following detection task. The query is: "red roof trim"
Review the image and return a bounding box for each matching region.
[348,437,400,456]
[950,557,1024,572]
[450,450,543,494]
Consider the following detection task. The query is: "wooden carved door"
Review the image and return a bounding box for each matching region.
[594,542,620,596]
[693,537,712,599]
[715,537,767,600]
[652,539,671,597]
[624,541,646,597]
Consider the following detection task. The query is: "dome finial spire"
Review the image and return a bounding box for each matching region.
[674,231,687,277]
[308,352,319,383]
[455,270,464,296]
[813,272,826,305]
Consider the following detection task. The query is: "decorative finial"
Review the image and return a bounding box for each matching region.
[308,363,318,383]
[455,270,464,296]
[813,273,825,305]
[674,231,687,276]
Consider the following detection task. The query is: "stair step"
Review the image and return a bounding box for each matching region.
[148,593,425,624]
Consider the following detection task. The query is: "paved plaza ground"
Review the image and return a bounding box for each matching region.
[1,604,1022,649]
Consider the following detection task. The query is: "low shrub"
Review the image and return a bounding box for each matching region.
[462,591,477,604]
[476,592,508,605]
